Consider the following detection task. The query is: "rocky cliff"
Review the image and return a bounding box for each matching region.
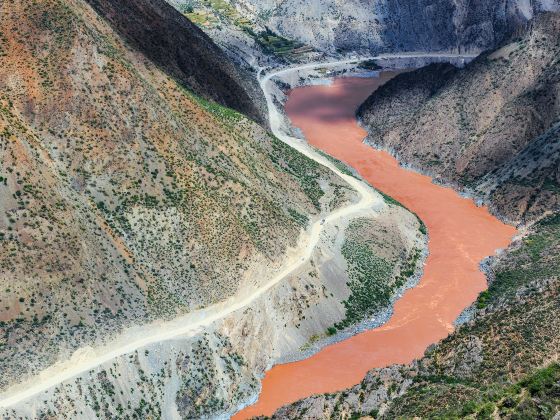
[171,0,559,60]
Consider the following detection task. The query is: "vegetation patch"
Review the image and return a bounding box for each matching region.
[269,135,325,209]
[288,208,309,227]
[178,1,311,58]
[317,150,359,179]
[336,236,393,330]
[393,363,560,419]
[359,59,382,71]
[331,218,422,332]
[248,28,306,56]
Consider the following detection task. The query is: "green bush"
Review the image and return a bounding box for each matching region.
[326,326,337,336]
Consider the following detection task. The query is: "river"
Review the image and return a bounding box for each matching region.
[233,73,516,418]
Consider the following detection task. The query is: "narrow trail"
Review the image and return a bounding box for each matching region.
[0,56,403,410]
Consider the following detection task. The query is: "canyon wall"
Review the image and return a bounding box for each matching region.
[174,0,560,57]
[0,1,426,417]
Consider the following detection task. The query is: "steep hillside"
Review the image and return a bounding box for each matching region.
[268,13,560,420]
[85,0,266,124]
[359,13,560,223]
[170,0,559,60]
[0,4,429,413]
[0,0,354,390]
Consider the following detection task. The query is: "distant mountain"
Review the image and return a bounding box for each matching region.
[170,0,559,60]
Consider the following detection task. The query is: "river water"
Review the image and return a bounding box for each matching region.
[233,74,516,419]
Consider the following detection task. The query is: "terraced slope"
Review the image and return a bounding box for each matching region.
[0,0,353,390]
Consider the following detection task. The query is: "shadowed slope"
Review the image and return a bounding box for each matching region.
[85,0,266,124]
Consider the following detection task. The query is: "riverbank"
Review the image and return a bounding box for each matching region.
[233,72,516,418]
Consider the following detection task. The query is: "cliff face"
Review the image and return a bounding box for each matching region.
[174,0,559,56]
[359,13,560,223]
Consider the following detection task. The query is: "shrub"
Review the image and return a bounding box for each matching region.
[326,327,337,336]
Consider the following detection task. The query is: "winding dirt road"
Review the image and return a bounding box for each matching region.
[0,60,387,411]
[0,54,482,411]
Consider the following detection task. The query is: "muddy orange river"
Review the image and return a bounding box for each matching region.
[233,74,517,419]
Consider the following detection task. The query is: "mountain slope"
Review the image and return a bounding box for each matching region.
[359,12,560,223]
[0,0,354,390]
[271,213,560,420]
[170,0,559,59]
[85,0,266,124]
